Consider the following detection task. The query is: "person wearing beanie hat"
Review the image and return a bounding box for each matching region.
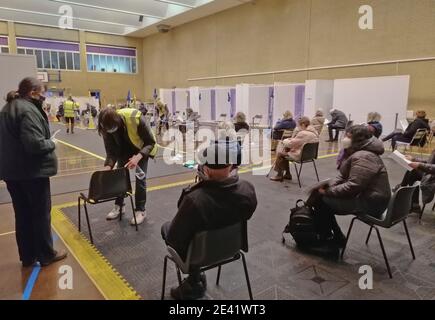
[160,142,257,300]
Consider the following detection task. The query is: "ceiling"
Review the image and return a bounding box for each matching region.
[0,0,249,37]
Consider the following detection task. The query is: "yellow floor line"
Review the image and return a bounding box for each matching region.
[56,139,106,161]
[0,230,15,237]
[51,204,141,300]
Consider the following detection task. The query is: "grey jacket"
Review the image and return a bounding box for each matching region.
[326,138,391,214]
[0,98,58,180]
[330,110,348,128]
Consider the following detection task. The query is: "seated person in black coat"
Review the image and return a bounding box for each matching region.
[382,110,430,150]
[161,142,257,300]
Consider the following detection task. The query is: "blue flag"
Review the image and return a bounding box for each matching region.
[127,90,131,103]
[153,88,158,99]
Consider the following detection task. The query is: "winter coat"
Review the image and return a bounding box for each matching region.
[404,118,430,139]
[325,137,391,215]
[329,110,348,128]
[283,125,319,161]
[311,116,325,134]
[0,98,58,180]
[166,175,257,260]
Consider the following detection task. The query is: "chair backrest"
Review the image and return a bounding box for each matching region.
[87,168,132,202]
[252,115,263,126]
[345,120,354,129]
[281,129,294,140]
[169,223,247,273]
[384,185,418,226]
[300,142,319,162]
[410,129,428,147]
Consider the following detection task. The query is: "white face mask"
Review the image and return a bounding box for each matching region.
[106,127,118,134]
[341,137,352,149]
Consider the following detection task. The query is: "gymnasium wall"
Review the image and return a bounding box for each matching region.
[142,0,435,118]
[1,22,144,107]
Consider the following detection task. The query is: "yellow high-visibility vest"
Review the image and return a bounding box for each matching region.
[64,100,76,118]
[117,108,158,158]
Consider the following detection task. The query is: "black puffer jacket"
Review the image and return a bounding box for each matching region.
[0,98,57,180]
[325,138,391,214]
[419,150,435,204]
[404,118,430,139]
[167,175,257,260]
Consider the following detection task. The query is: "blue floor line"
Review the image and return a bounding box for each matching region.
[22,265,41,300]
[21,232,59,300]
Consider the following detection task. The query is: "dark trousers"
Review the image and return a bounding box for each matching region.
[161,221,201,284]
[115,157,148,211]
[382,131,411,150]
[65,117,75,133]
[328,124,345,141]
[400,169,423,204]
[5,178,55,264]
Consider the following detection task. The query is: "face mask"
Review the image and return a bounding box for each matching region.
[106,127,118,134]
[341,137,352,149]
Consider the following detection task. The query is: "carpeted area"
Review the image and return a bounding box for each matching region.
[59,156,435,300]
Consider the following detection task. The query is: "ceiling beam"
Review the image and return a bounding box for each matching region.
[0,7,140,28]
[48,0,163,20]
[153,0,195,9]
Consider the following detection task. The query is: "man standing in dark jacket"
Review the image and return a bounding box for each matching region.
[161,143,257,300]
[0,77,66,267]
[326,108,348,142]
[382,110,430,150]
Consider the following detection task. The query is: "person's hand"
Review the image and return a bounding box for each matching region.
[409,162,420,170]
[103,166,112,171]
[405,155,415,161]
[318,187,327,195]
[125,153,143,169]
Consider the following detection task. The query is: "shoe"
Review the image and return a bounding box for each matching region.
[410,203,422,213]
[283,173,292,180]
[66,128,69,134]
[170,279,206,300]
[22,259,37,268]
[269,174,283,182]
[130,210,147,225]
[106,205,125,220]
[40,250,68,267]
[332,233,347,249]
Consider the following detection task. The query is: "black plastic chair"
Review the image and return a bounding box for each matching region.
[341,186,418,278]
[288,142,320,188]
[78,168,137,244]
[161,222,253,300]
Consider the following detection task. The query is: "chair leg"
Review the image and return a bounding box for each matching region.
[129,195,138,231]
[78,197,81,232]
[161,256,168,300]
[341,217,357,259]
[365,226,373,245]
[419,204,426,220]
[240,253,253,300]
[403,220,416,260]
[176,266,182,286]
[83,202,94,244]
[432,202,435,211]
[216,266,222,285]
[312,160,320,182]
[374,226,392,279]
[293,163,302,188]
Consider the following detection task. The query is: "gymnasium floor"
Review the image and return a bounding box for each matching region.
[1,122,434,300]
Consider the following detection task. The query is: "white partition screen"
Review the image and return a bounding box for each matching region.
[199,88,212,121]
[0,54,37,102]
[333,75,410,135]
[159,89,174,114]
[305,80,334,119]
[273,83,305,126]
[214,87,234,121]
[175,88,189,113]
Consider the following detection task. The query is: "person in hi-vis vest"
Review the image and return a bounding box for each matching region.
[63,96,79,134]
[98,107,157,225]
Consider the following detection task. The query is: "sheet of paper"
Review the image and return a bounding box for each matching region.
[400,120,408,131]
[389,150,413,171]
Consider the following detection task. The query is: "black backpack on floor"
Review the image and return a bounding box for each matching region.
[282,199,321,247]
